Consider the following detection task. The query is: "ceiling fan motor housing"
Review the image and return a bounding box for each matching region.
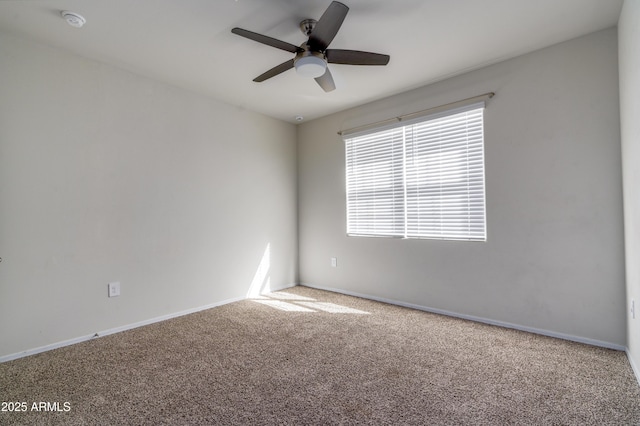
[300,19,317,36]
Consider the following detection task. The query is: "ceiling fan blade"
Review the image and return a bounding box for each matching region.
[232,28,302,53]
[308,1,349,51]
[253,59,295,82]
[326,49,390,65]
[314,68,336,92]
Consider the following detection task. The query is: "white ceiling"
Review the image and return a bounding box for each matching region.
[0,0,623,123]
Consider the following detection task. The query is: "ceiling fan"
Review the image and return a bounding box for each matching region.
[231,1,390,92]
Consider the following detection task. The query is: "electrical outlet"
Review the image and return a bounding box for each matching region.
[108,282,120,298]
[331,257,337,267]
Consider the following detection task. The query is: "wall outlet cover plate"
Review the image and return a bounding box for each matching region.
[108,282,121,298]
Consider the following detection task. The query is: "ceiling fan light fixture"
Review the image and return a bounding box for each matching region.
[295,55,327,78]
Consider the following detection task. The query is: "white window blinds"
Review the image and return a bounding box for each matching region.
[345,127,405,236]
[345,103,486,241]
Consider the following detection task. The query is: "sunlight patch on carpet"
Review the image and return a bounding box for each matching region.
[297,301,369,314]
[253,300,315,312]
[264,291,316,301]
[251,291,370,314]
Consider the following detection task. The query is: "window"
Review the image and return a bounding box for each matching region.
[344,102,486,241]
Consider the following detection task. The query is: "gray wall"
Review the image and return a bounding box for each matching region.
[298,28,625,347]
[0,34,298,358]
[619,0,640,375]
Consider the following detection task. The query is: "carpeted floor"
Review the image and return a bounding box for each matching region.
[1,286,639,425]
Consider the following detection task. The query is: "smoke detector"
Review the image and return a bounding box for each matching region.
[61,11,86,28]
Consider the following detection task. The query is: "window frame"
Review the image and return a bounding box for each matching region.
[344,102,487,242]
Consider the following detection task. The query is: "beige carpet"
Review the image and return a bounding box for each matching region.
[1,286,639,425]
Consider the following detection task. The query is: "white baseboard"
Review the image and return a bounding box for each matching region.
[0,283,297,363]
[301,282,627,352]
[627,348,640,387]
[0,333,102,364]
